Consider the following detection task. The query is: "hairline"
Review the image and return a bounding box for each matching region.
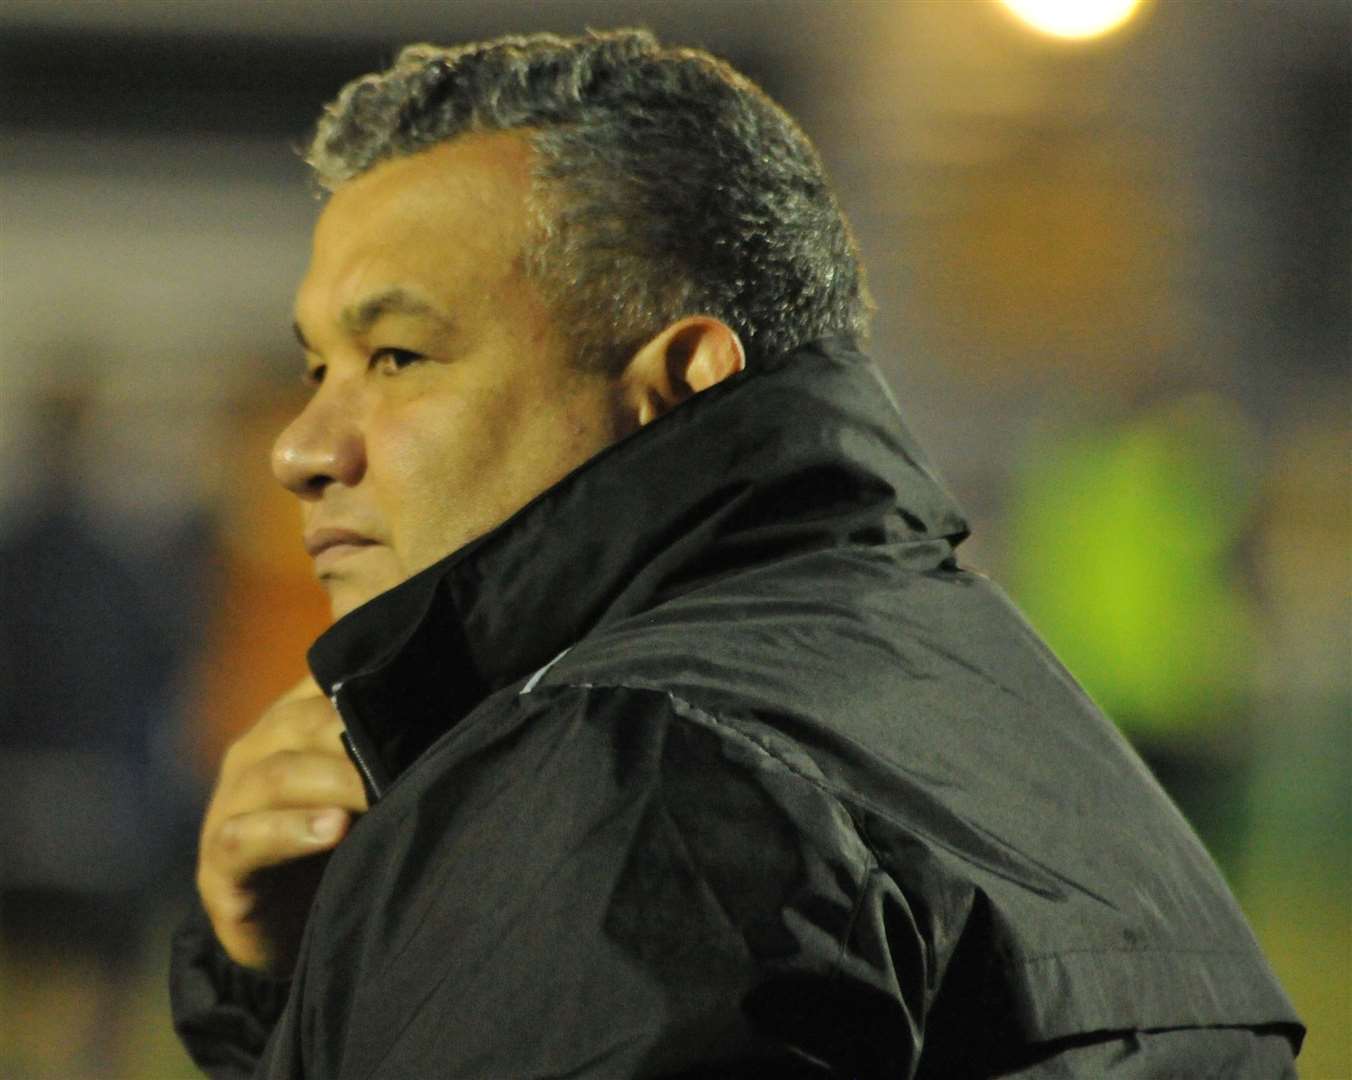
[312,129,606,371]
[302,31,873,373]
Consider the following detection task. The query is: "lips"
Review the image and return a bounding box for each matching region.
[304,528,380,562]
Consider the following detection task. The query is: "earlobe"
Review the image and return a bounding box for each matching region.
[635,389,664,428]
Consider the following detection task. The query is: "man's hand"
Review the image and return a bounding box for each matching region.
[197,675,368,976]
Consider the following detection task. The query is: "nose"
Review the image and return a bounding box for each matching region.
[271,390,366,498]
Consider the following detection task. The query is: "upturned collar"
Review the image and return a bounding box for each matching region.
[308,338,968,799]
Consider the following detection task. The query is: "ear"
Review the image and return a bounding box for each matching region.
[619,317,746,428]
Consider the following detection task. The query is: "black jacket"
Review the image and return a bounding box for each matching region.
[172,340,1302,1077]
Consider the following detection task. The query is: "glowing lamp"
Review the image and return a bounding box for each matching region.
[998,0,1145,40]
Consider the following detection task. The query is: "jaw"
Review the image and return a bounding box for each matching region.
[319,546,407,620]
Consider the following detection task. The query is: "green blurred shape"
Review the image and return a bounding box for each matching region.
[1006,393,1258,738]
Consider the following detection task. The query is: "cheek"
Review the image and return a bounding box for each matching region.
[368,392,516,562]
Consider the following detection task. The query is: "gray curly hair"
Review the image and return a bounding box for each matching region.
[305,28,871,372]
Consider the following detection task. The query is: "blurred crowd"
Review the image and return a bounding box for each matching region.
[0,382,330,1074]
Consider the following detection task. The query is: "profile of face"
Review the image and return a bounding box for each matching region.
[274,134,635,619]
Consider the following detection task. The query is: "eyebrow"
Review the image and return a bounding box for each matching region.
[292,287,456,352]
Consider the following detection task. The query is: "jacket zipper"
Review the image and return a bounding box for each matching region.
[330,680,385,804]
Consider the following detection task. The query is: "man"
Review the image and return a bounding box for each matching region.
[171,30,1303,1078]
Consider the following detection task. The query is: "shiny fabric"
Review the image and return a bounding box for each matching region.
[172,340,1302,1077]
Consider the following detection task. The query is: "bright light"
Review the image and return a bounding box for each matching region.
[998,0,1145,40]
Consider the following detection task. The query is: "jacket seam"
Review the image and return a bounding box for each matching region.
[1019,944,1267,964]
[539,681,1262,976]
[834,862,883,971]
[542,678,923,874]
[554,679,892,866]
[552,680,879,834]
[551,680,1109,920]
[550,678,883,977]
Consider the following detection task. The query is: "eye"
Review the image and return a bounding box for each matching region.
[303,363,326,388]
[371,347,423,375]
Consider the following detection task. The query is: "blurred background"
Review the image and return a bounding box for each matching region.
[0,0,1347,1075]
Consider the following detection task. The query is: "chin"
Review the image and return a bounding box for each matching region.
[322,557,407,621]
[326,581,385,621]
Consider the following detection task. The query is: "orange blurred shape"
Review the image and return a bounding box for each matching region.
[188,389,331,777]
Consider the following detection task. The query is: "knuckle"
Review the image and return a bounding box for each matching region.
[298,703,341,743]
[256,699,303,742]
[258,751,302,798]
[215,817,242,855]
[263,698,334,749]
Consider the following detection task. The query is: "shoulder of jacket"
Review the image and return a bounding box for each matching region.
[516,673,890,854]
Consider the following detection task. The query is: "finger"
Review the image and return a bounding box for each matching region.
[256,693,342,745]
[224,749,368,817]
[278,673,324,705]
[222,699,346,777]
[207,806,352,882]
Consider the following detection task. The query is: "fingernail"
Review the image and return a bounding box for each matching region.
[309,810,344,841]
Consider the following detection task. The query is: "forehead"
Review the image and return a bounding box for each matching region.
[299,132,537,320]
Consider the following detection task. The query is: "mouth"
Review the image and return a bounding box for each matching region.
[305,528,380,571]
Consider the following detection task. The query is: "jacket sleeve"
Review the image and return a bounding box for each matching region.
[169,900,293,1079]
[284,682,929,1078]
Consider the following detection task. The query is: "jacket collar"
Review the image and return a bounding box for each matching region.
[309,338,968,798]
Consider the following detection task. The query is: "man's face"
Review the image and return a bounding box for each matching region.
[276,133,629,619]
